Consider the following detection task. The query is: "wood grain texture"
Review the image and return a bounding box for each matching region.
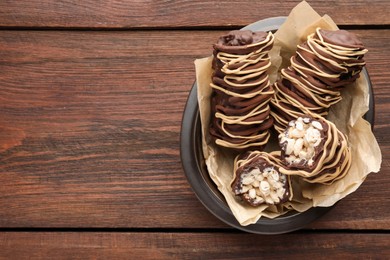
[0,232,389,259]
[0,0,389,28]
[0,29,389,229]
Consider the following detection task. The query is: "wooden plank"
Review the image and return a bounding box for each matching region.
[0,0,389,28]
[0,30,389,229]
[0,232,388,259]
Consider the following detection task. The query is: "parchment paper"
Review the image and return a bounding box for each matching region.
[195,1,382,226]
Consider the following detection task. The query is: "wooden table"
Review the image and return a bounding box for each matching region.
[0,1,389,258]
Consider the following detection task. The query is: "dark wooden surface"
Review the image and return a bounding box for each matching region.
[0,0,389,258]
[0,0,389,28]
[1,232,389,259]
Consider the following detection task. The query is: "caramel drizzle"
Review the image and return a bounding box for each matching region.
[234,115,351,187]
[211,32,275,150]
[271,28,367,133]
[278,116,351,185]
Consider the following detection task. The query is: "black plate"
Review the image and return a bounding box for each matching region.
[180,17,375,234]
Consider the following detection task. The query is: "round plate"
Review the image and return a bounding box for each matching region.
[180,17,375,234]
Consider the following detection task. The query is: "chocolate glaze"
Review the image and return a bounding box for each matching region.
[297,43,342,74]
[277,79,319,108]
[308,42,365,66]
[232,152,291,206]
[271,28,367,132]
[214,30,270,55]
[304,130,351,184]
[316,29,365,49]
[209,30,275,150]
[277,116,351,185]
[283,66,329,92]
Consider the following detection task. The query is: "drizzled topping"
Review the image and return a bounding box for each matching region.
[278,115,351,185]
[271,28,367,133]
[209,30,275,150]
[232,151,291,206]
[231,115,352,207]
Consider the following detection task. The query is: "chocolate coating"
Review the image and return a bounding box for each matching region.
[232,151,292,206]
[271,28,367,133]
[214,30,270,55]
[209,30,275,151]
[316,29,365,49]
[278,116,351,185]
